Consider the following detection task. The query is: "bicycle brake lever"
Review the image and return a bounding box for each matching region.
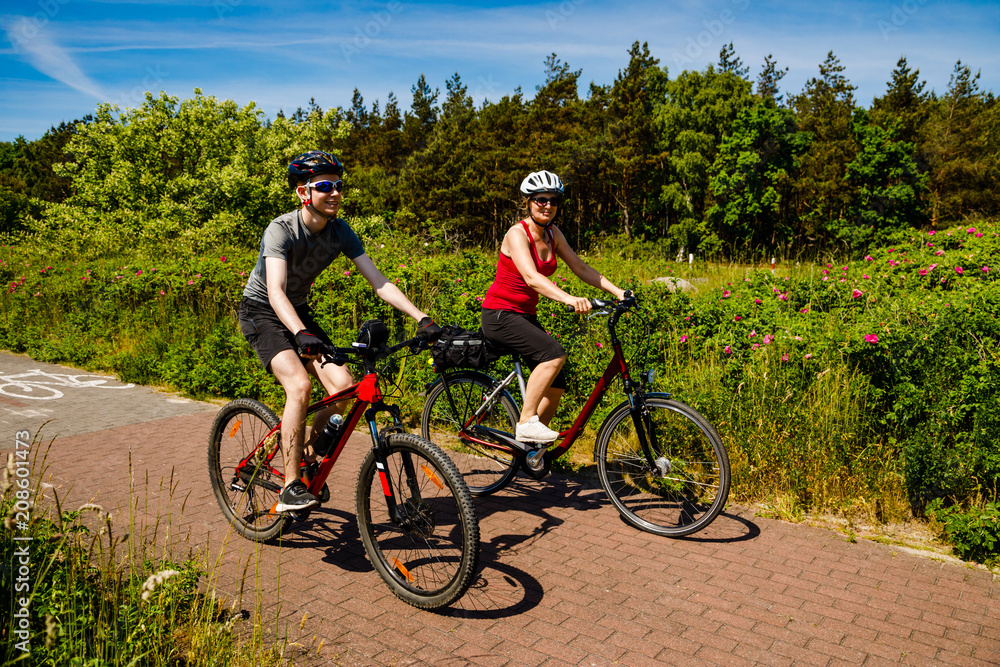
[587,310,611,319]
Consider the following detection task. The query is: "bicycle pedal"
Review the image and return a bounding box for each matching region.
[521,450,551,480]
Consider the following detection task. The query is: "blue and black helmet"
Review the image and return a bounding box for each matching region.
[287,151,344,189]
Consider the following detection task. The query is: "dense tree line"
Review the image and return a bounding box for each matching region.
[1,42,996,258]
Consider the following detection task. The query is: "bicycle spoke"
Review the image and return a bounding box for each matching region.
[597,397,729,537]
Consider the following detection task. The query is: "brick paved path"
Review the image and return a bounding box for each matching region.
[3,352,998,666]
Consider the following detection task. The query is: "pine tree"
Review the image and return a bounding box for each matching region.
[718,42,749,79]
[790,51,858,247]
[756,54,788,105]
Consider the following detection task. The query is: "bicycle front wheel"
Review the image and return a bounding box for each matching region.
[421,373,520,496]
[595,397,730,537]
[208,398,288,542]
[356,433,480,609]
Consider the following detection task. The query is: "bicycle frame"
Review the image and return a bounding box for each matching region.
[448,298,660,467]
[234,365,408,518]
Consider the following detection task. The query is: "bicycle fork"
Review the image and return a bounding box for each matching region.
[626,386,668,476]
[366,407,433,534]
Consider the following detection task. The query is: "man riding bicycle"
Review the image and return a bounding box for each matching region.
[238,150,439,513]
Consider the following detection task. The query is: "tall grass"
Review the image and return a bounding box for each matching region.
[0,438,313,666]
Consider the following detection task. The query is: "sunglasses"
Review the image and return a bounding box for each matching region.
[531,196,561,206]
[307,180,344,193]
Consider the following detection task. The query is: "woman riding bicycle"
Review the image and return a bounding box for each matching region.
[480,170,626,444]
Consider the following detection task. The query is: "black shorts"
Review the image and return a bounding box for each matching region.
[480,308,568,390]
[238,297,332,371]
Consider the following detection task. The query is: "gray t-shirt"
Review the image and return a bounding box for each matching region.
[243,210,365,306]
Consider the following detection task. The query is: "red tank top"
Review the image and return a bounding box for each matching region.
[482,221,557,315]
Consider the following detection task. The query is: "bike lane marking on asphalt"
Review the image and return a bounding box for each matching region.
[0,351,218,441]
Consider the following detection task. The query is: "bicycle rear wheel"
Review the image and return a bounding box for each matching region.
[208,398,288,542]
[421,373,519,496]
[595,396,730,537]
[356,433,480,609]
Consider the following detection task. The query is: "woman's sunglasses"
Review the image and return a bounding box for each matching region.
[531,196,561,206]
[307,180,344,193]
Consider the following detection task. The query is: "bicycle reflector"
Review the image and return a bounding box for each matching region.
[640,369,656,386]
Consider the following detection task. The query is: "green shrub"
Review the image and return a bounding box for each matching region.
[927,499,1000,567]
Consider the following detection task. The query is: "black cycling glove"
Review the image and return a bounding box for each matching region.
[294,329,323,357]
[416,316,443,342]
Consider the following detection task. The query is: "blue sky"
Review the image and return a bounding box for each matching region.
[1,0,997,142]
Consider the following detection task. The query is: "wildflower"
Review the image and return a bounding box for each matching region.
[763,334,773,344]
[927,243,934,248]
[864,255,873,261]
[733,315,742,321]
[862,275,870,280]
[724,345,732,354]
[804,353,813,360]
[187,280,194,285]
[967,227,976,233]
[888,248,895,253]
[976,233,984,238]
[918,269,928,277]
[781,353,789,362]
[794,336,803,341]
[751,343,760,351]
[928,230,936,236]
[935,250,945,256]
[983,266,990,273]
[159,290,165,296]
[596,342,603,349]
[929,264,938,271]
[955,266,964,275]
[343,270,350,276]
[679,335,688,343]
[722,290,731,298]
[864,334,879,344]
[135,270,142,276]
[749,330,757,338]
[754,298,762,305]
[220,256,227,262]
[778,293,788,301]
[194,274,201,278]
[941,277,948,284]
[140,569,181,601]
[822,269,829,275]
[800,308,809,314]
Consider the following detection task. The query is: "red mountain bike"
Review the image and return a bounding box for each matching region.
[208,322,479,609]
[421,292,730,537]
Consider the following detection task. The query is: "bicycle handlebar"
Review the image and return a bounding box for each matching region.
[561,290,638,314]
[320,334,431,367]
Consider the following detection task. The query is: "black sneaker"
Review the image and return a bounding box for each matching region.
[275,479,319,513]
[302,461,331,503]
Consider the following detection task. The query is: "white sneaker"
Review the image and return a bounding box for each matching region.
[515,416,559,443]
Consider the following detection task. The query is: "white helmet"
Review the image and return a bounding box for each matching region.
[519,170,564,196]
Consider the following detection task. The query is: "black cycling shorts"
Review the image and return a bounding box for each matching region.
[480,308,568,390]
[238,297,332,371]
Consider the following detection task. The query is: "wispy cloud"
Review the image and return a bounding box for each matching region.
[2,15,107,100]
